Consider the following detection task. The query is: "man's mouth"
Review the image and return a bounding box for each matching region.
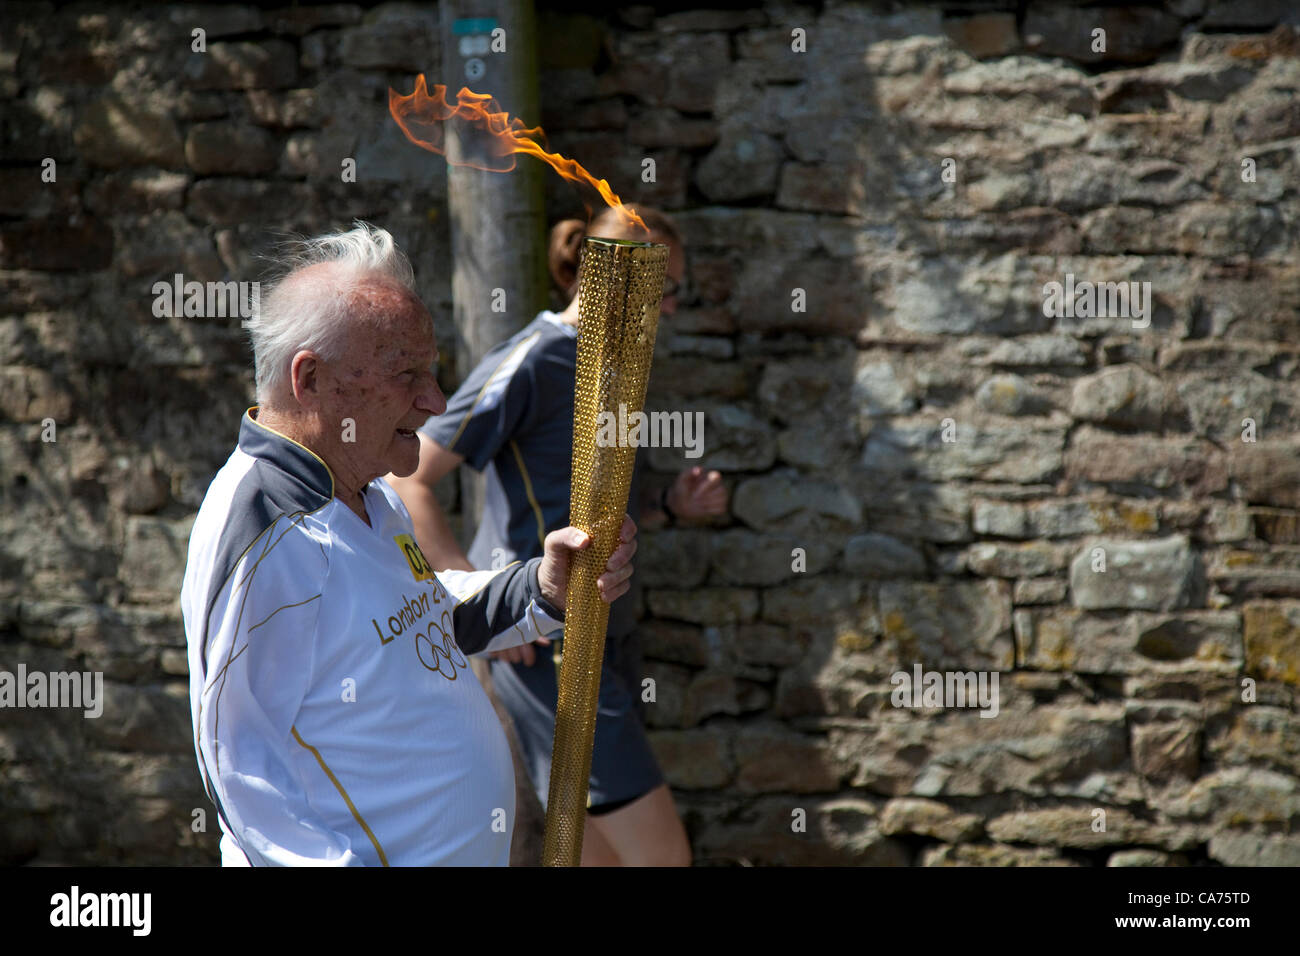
[396,427,417,439]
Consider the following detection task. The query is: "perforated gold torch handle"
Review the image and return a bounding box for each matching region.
[542,237,667,867]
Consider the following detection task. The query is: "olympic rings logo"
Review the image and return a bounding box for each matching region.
[414,609,467,681]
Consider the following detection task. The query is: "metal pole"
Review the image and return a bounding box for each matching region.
[439,0,547,541]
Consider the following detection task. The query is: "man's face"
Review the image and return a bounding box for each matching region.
[594,224,685,316]
[316,280,446,484]
[659,238,686,317]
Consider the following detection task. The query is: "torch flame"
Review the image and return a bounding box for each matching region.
[389,76,647,234]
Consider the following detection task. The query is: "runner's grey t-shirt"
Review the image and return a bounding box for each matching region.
[421,310,642,637]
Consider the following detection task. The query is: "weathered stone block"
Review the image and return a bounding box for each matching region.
[642,660,688,728]
[1243,602,1300,685]
[762,577,862,627]
[647,357,749,401]
[1014,577,1068,605]
[246,89,320,128]
[844,533,927,579]
[1108,849,1183,867]
[943,13,1019,58]
[74,96,184,168]
[638,529,710,589]
[648,728,733,789]
[1231,441,1300,510]
[863,419,1066,484]
[84,683,193,754]
[184,41,298,90]
[1178,372,1282,443]
[879,579,1013,670]
[975,497,1159,539]
[988,807,1197,850]
[640,620,711,668]
[865,482,972,545]
[85,171,189,215]
[188,178,321,227]
[734,726,845,793]
[923,844,1080,866]
[185,122,278,175]
[1065,428,1227,496]
[113,210,223,280]
[1069,535,1200,611]
[893,255,1051,336]
[976,374,1049,416]
[711,528,832,586]
[662,33,729,112]
[758,356,856,425]
[121,516,195,602]
[879,797,984,842]
[266,4,363,35]
[733,471,861,533]
[1249,509,1299,544]
[690,795,909,866]
[646,587,758,625]
[852,360,918,418]
[695,130,783,202]
[1023,4,1182,64]
[0,367,74,421]
[682,670,768,726]
[1069,364,1166,429]
[775,162,859,215]
[0,218,113,272]
[1131,719,1200,780]
[1017,609,1242,674]
[338,3,438,72]
[966,541,1068,578]
[1160,766,1300,832]
[1208,831,1300,867]
[834,704,1130,797]
[646,403,774,473]
[168,5,264,36]
[730,623,806,668]
[962,335,1090,368]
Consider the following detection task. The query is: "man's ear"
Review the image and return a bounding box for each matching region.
[289,350,321,408]
[548,219,584,292]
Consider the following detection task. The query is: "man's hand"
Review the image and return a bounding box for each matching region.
[536,515,637,613]
[668,466,728,519]
[495,517,635,666]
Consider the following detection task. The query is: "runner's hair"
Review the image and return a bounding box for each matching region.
[547,205,681,305]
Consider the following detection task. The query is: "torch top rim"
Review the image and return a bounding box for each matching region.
[583,236,666,249]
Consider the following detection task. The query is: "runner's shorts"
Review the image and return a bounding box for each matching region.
[489,629,664,813]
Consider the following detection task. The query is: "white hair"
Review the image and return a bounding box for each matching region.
[248,221,416,405]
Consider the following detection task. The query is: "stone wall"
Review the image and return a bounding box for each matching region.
[2,0,1298,865]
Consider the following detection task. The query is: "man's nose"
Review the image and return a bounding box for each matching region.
[418,373,447,416]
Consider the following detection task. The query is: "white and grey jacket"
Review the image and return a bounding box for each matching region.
[180,408,564,866]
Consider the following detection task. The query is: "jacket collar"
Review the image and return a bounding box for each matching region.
[238,407,335,499]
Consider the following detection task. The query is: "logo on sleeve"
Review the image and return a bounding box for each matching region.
[394,534,435,582]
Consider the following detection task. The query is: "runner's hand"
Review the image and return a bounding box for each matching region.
[490,636,550,667]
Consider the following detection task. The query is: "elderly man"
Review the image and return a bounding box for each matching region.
[180,222,636,866]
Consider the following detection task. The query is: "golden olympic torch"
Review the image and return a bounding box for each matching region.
[387,77,664,865]
[542,237,667,866]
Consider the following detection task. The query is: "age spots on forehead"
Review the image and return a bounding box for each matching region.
[334,276,435,376]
